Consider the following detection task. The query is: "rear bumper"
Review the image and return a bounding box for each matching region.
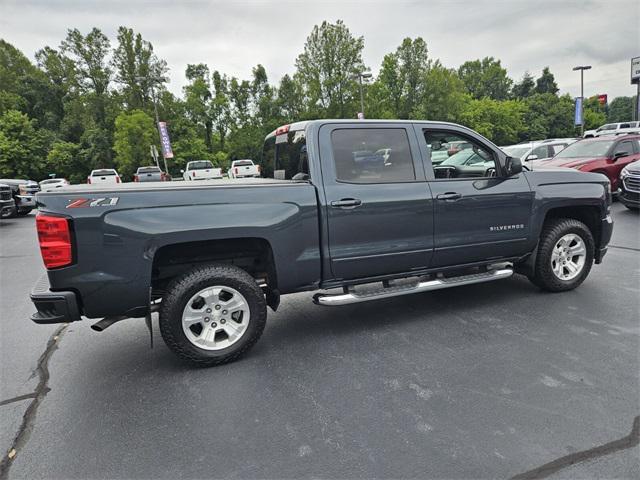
[30,274,81,324]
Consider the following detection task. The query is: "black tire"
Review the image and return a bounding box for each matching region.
[529,218,594,292]
[159,264,267,366]
[16,208,32,216]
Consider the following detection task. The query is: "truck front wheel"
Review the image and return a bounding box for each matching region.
[159,264,267,366]
[529,218,594,292]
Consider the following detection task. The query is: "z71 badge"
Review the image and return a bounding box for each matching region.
[66,197,119,208]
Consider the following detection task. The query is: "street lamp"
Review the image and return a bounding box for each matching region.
[573,65,592,137]
[351,72,372,118]
[135,76,168,173]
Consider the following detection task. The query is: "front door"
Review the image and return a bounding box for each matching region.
[319,124,434,281]
[418,126,534,268]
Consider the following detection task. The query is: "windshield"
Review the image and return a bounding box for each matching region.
[555,140,614,158]
[233,160,254,167]
[502,146,530,159]
[40,179,62,184]
[597,124,616,131]
[137,166,161,173]
[188,161,214,170]
[441,149,488,166]
[261,129,308,179]
[92,170,116,176]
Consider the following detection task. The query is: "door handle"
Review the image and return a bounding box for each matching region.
[330,198,362,208]
[436,192,462,201]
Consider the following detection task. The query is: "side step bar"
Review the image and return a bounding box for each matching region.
[313,268,513,306]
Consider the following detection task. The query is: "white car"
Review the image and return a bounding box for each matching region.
[87,169,121,184]
[182,161,223,181]
[585,121,640,138]
[228,159,260,178]
[39,178,70,190]
[501,139,577,162]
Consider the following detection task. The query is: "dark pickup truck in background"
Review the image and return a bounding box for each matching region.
[30,120,613,366]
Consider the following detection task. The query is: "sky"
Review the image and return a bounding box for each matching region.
[1,0,639,100]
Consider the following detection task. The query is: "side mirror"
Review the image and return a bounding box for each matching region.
[613,151,629,160]
[504,156,523,176]
[526,154,538,161]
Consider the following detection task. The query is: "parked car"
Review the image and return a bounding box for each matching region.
[0,179,39,216]
[502,139,577,163]
[133,166,168,182]
[0,183,16,218]
[429,140,472,165]
[228,159,260,179]
[182,160,223,181]
[584,121,640,138]
[534,135,640,191]
[87,169,121,185]
[619,160,640,210]
[30,119,613,367]
[39,178,70,191]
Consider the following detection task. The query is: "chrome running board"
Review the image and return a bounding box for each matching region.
[313,268,513,306]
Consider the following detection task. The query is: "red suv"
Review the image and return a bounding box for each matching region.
[539,135,640,191]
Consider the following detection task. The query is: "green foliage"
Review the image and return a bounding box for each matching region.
[294,20,366,117]
[458,57,512,100]
[535,67,559,95]
[46,141,84,183]
[460,98,526,145]
[522,94,575,140]
[512,72,535,99]
[607,96,636,122]
[113,109,156,178]
[415,63,468,122]
[0,110,51,178]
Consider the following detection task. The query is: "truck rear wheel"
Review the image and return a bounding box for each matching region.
[529,218,594,292]
[159,264,267,366]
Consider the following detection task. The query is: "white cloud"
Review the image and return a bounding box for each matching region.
[1,0,638,99]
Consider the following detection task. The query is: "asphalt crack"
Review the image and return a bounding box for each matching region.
[0,324,67,480]
[608,244,640,253]
[510,415,640,480]
[0,393,38,407]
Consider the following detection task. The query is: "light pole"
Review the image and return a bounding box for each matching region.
[573,65,591,136]
[136,76,168,173]
[351,72,372,118]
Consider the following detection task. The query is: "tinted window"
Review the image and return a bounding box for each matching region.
[331,128,415,183]
[92,170,116,176]
[137,167,161,173]
[188,161,213,170]
[261,129,307,179]
[233,160,254,167]
[614,141,634,156]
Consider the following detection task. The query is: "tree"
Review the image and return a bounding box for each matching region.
[113,109,156,178]
[458,57,512,100]
[294,20,366,117]
[607,96,636,122]
[377,37,432,119]
[414,63,469,122]
[184,63,214,151]
[46,141,84,183]
[460,98,526,145]
[512,72,535,98]
[211,70,232,151]
[535,67,559,95]
[522,93,574,140]
[112,26,168,110]
[0,110,51,178]
[276,74,304,121]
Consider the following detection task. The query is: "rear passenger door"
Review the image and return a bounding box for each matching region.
[319,124,434,280]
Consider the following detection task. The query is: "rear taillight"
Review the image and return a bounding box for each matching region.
[193,171,196,177]
[116,176,121,183]
[234,167,239,175]
[133,175,139,182]
[87,177,91,184]
[257,165,261,173]
[36,214,73,269]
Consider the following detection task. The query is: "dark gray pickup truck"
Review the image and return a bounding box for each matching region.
[30,120,613,366]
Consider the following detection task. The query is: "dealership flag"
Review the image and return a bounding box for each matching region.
[157,121,174,159]
[574,97,583,126]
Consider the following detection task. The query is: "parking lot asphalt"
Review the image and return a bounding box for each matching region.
[1,203,638,479]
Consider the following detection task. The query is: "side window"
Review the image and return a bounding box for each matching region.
[530,145,550,160]
[424,130,497,179]
[551,144,567,155]
[614,141,633,156]
[619,123,631,129]
[331,128,416,183]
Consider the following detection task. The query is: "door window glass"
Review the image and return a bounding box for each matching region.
[424,130,497,179]
[614,141,633,157]
[530,145,550,160]
[331,128,415,183]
